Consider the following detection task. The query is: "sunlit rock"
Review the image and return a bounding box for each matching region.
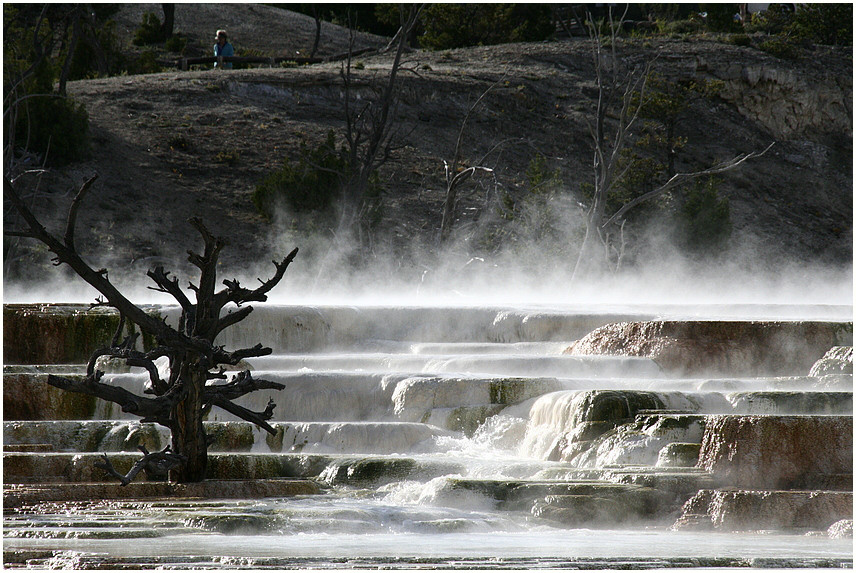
[809,346,853,377]
[827,519,853,539]
[264,421,451,454]
[698,415,853,489]
[525,391,707,465]
[185,513,282,534]
[209,305,333,353]
[98,422,165,452]
[566,321,852,376]
[392,376,559,424]
[92,355,132,374]
[673,489,854,532]
[604,467,714,499]
[568,414,705,468]
[716,62,851,139]
[205,423,255,452]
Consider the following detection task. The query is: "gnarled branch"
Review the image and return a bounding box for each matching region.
[95,445,186,486]
[211,247,299,319]
[210,396,278,435]
[204,370,285,402]
[214,343,272,366]
[47,372,183,425]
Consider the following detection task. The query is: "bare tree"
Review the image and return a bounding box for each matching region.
[160,4,175,39]
[337,4,423,245]
[4,174,298,483]
[438,74,508,244]
[309,6,322,58]
[572,8,773,279]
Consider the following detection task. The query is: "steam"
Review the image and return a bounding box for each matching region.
[3,187,852,311]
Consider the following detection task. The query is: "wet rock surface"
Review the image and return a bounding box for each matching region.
[673,489,854,532]
[3,479,320,508]
[2,303,853,567]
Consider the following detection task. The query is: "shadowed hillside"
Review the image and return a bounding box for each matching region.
[4,5,852,301]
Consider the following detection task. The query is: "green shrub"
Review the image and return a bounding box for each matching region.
[700,4,741,33]
[744,4,794,35]
[789,3,852,46]
[167,134,191,151]
[127,51,162,74]
[11,59,90,166]
[214,150,239,165]
[164,34,187,54]
[133,12,164,46]
[253,131,345,219]
[421,4,553,50]
[727,33,752,46]
[679,176,731,255]
[68,18,125,79]
[658,19,703,35]
[759,35,800,59]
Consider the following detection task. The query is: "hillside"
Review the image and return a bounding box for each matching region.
[5,5,852,302]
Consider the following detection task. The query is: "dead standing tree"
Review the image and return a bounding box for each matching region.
[438,72,509,244]
[572,8,773,280]
[4,175,298,483]
[337,4,423,247]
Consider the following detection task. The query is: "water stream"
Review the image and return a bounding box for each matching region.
[4,303,852,569]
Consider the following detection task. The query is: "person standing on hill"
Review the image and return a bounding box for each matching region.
[214,29,234,69]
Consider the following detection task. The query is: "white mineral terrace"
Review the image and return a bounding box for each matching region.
[3,302,853,569]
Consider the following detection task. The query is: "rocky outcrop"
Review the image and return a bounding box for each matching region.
[713,61,852,140]
[810,346,853,377]
[697,415,852,490]
[673,489,853,532]
[565,321,852,376]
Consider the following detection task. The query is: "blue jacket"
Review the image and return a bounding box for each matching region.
[214,41,234,69]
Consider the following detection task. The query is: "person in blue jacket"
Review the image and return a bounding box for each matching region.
[214,29,234,69]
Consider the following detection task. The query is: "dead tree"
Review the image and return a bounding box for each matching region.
[438,73,507,244]
[337,4,423,245]
[4,174,298,483]
[572,8,773,279]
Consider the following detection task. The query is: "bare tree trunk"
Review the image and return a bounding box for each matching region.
[170,361,207,482]
[161,4,175,39]
[310,6,322,58]
[58,8,82,96]
[338,4,423,242]
[439,74,503,243]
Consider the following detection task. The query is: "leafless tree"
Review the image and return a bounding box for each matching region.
[572,8,773,280]
[336,4,423,246]
[4,174,298,483]
[438,73,508,244]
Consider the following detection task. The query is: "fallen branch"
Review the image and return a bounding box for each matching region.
[95,445,186,486]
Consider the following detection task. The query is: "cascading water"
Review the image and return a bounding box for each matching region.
[3,303,853,569]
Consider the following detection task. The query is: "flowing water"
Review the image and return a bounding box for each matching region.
[3,303,853,569]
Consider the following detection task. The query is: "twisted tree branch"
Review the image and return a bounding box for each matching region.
[95,445,186,486]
